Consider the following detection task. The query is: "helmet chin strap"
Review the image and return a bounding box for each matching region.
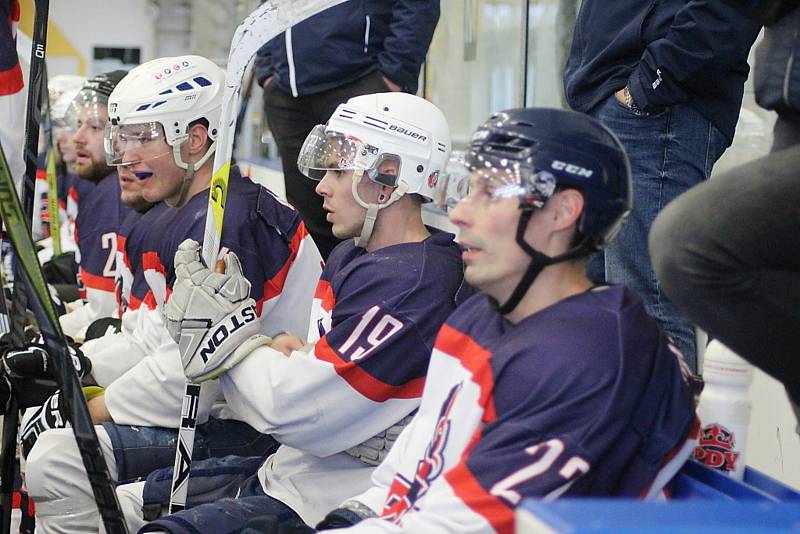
[168,139,217,208]
[491,209,592,315]
[350,170,408,249]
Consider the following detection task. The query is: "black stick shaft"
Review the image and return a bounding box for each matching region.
[0,0,50,530]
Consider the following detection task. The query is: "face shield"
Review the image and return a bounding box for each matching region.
[297,124,402,186]
[432,151,470,212]
[67,88,111,133]
[104,121,175,167]
[463,149,557,210]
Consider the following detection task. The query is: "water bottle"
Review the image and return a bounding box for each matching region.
[693,340,754,480]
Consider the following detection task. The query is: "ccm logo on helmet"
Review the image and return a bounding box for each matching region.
[389,124,427,142]
[551,160,594,178]
[199,304,257,363]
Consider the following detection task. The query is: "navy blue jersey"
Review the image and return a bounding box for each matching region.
[74,172,132,299]
[135,167,314,315]
[350,286,698,534]
[117,202,167,313]
[308,230,467,402]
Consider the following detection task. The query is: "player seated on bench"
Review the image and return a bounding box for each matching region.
[0,55,321,534]
[243,108,698,533]
[109,92,471,533]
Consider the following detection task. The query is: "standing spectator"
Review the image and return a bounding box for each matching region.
[563,0,761,369]
[651,1,800,430]
[256,1,440,259]
[753,3,800,151]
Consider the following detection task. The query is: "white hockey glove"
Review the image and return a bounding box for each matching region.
[165,239,271,383]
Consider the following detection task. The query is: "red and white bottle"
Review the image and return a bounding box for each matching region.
[693,340,754,480]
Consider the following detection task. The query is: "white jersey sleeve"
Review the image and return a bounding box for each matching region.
[103,340,224,427]
[221,339,418,457]
[84,306,173,387]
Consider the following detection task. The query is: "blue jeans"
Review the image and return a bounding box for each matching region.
[589,95,728,370]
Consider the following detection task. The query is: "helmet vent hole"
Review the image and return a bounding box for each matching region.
[383,106,389,112]
[416,165,424,173]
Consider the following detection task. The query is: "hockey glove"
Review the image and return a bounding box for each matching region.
[316,500,377,530]
[3,342,92,381]
[166,239,270,383]
[20,390,67,458]
[19,386,104,459]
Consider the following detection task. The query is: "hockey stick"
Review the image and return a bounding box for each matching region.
[42,66,62,256]
[0,143,129,533]
[0,249,12,534]
[0,0,50,529]
[168,0,348,513]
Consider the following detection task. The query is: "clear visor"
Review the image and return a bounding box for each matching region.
[463,150,557,208]
[104,121,174,166]
[432,151,470,212]
[297,124,401,186]
[66,89,108,131]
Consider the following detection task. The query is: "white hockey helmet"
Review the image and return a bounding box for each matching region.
[298,92,451,246]
[49,74,86,126]
[105,55,223,171]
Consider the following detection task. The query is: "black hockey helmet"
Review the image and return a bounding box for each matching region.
[466,108,632,314]
[68,70,128,131]
[81,70,128,100]
[467,107,632,253]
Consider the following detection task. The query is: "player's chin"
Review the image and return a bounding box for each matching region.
[463,265,489,289]
[330,222,356,240]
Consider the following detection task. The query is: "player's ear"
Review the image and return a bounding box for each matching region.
[553,189,584,231]
[185,122,211,155]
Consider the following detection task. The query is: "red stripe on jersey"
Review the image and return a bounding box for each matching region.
[641,415,702,499]
[256,222,308,314]
[314,279,335,312]
[129,290,160,310]
[36,169,46,180]
[142,251,166,275]
[446,461,514,534]
[314,335,424,402]
[0,62,22,95]
[79,267,116,292]
[0,2,22,96]
[435,324,497,423]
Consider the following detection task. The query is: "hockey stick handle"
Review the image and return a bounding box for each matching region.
[168,383,200,513]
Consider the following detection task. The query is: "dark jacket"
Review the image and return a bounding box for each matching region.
[754,5,800,117]
[564,0,761,143]
[254,0,439,97]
